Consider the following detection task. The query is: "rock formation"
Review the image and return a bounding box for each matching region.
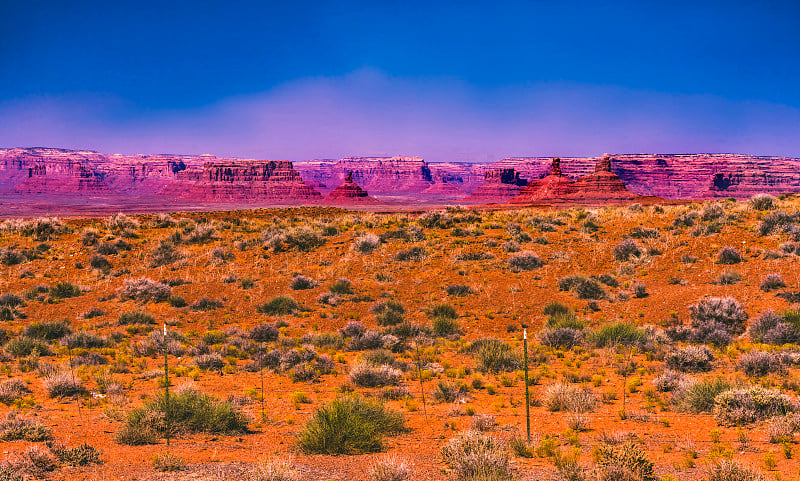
[462,168,527,203]
[162,160,321,202]
[322,171,381,205]
[566,154,639,201]
[509,158,578,204]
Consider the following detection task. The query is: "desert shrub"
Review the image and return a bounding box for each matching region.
[713,386,795,425]
[369,454,411,481]
[353,234,381,254]
[454,250,494,261]
[574,278,608,300]
[417,211,453,229]
[250,323,279,342]
[703,460,764,481]
[440,430,511,481]
[361,349,396,367]
[330,278,353,295]
[502,241,520,253]
[150,240,182,267]
[190,297,224,311]
[349,363,402,387]
[507,251,543,271]
[431,381,467,403]
[432,317,461,337]
[673,376,734,413]
[118,278,171,303]
[758,210,799,236]
[748,310,800,344]
[469,339,521,373]
[394,247,424,262]
[760,274,786,292]
[290,275,317,290]
[182,223,216,244]
[446,284,473,297]
[0,413,52,441]
[613,239,641,261]
[250,457,302,481]
[0,248,27,266]
[717,246,743,264]
[539,328,583,349]
[23,320,72,340]
[194,353,225,371]
[5,336,52,357]
[117,386,248,444]
[689,296,749,344]
[0,293,22,307]
[672,210,699,228]
[258,296,298,315]
[594,442,656,481]
[61,331,108,349]
[96,242,118,255]
[750,194,777,211]
[106,213,139,233]
[715,270,741,285]
[428,303,457,320]
[118,310,155,325]
[49,282,82,299]
[44,371,86,398]
[132,330,184,357]
[558,274,586,292]
[632,283,647,298]
[589,322,647,348]
[665,346,715,372]
[738,351,785,377]
[296,395,404,454]
[373,300,405,326]
[544,382,597,413]
[49,442,102,466]
[0,379,29,404]
[653,369,685,392]
[629,226,659,239]
[89,254,111,271]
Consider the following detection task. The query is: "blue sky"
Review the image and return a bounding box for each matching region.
[2,0,799,161]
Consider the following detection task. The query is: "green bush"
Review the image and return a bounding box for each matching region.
[6,336,53,357]
[588,322,646,347]
[433,317,461,337]
[428,303,457,320]
[373,300,405,326]
[297,396,404,454]
[48,282,82,299]
[673,376,734,413]
[257,295,298,315]
[118,310,155,325]
[469,339,521,373]
[23,320,72,340]
[116,387,248,445]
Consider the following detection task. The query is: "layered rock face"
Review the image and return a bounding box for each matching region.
[492,154,800,199]
[462,168,527,203]
[509,158,578,204]
[322,172,380,205]
[163,160,321,202]
[567,154,639,201]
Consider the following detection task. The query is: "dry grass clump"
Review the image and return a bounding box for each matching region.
[544,382,597,413]
[249,456,302,481]
[353,233,381,254]
[594,441,657,481]
[613,238,642,261]
[0,413,52,441]
[665,345,715,373]
[717,246,744,264]
[369,454,411,481]
[704,460,765,481]
[349,362,402,387]
[440,430,511,481]
[760,273,786,292]
[43,371,86,398]
[507,251,543,271]
[0,379,29,404]
[117,278,171,302]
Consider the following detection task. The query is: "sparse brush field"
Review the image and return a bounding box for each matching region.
[0,198,800,480]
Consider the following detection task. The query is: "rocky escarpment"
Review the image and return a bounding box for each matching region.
[492,154,800,199]
[567,154,639,201]
[509,158,578,204]
[162,160,321,202]
[322,171,381,205]
[462,168,527,203]
[294,156,437,199]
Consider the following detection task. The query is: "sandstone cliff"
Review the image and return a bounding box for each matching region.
[462,168,527,203]
[322,172,381,205]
